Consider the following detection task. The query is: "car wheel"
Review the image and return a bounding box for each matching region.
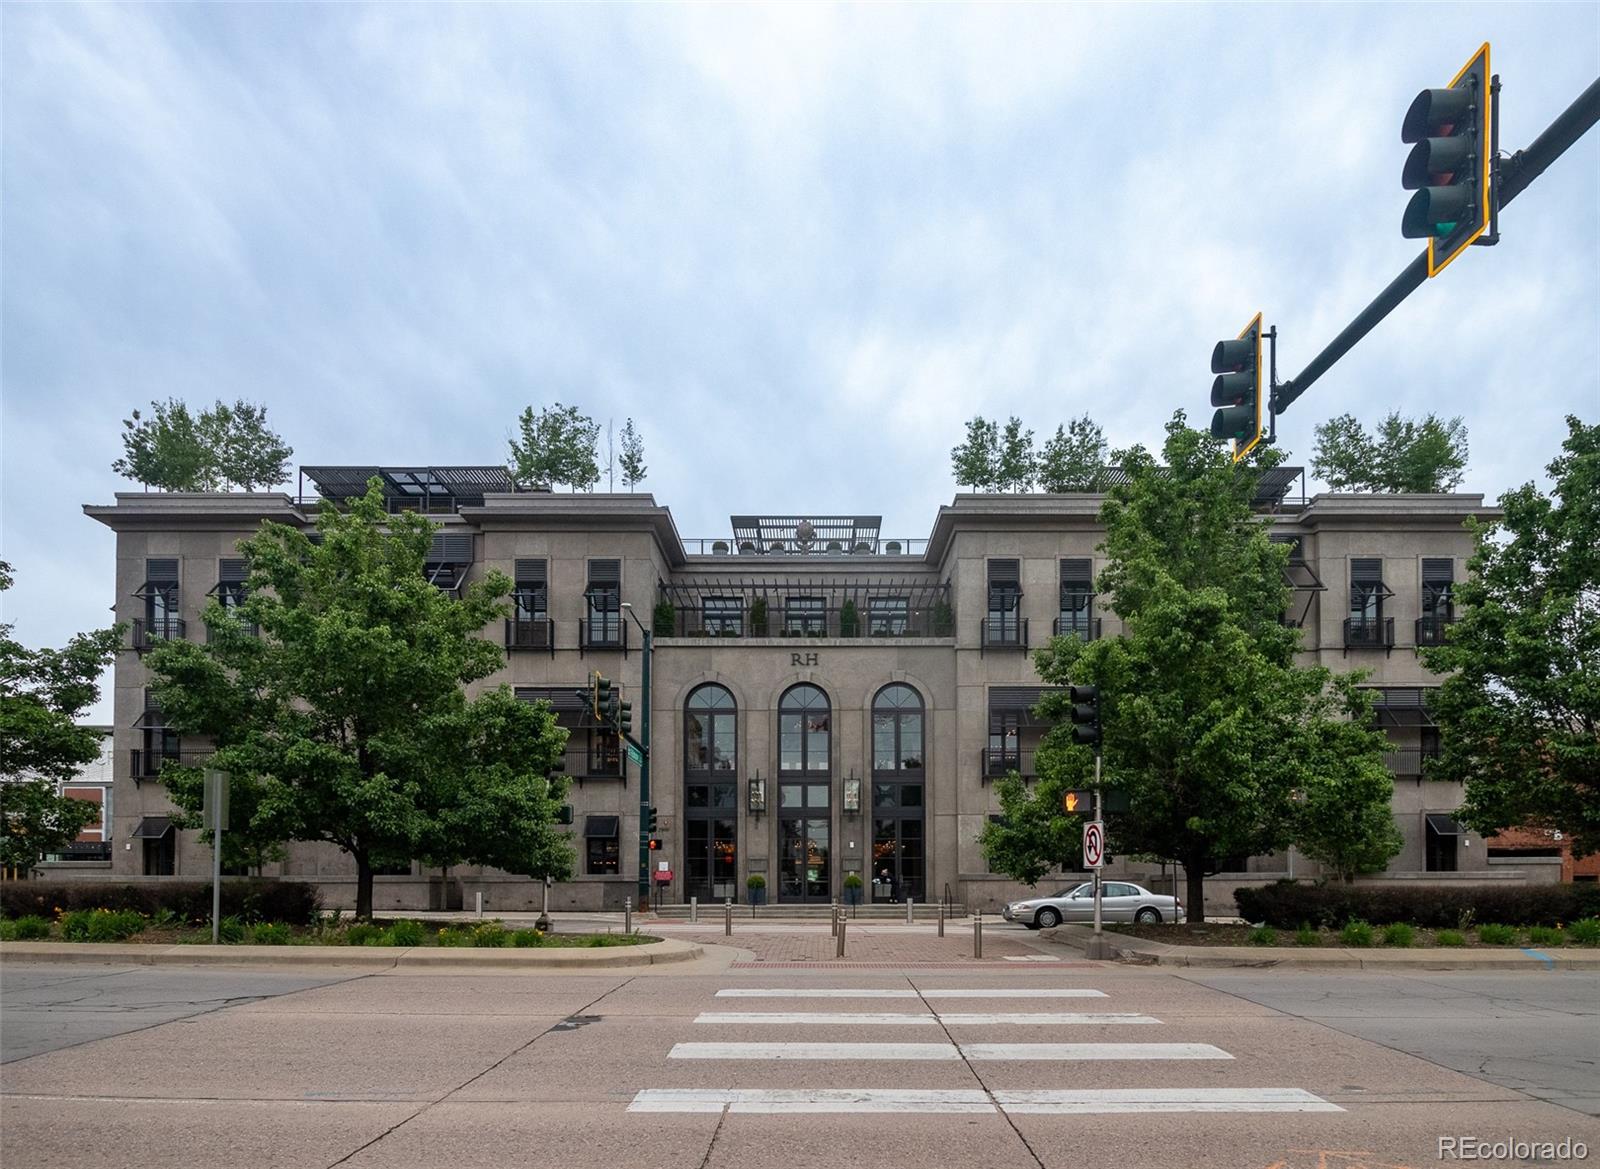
[1135,907,1162,924]
[1036,908,1062,929]
[1023,922,1040,931]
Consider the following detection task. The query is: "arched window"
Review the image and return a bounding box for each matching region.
[778,684,831,773]
[685,684,736,773]
[872,684,924,773]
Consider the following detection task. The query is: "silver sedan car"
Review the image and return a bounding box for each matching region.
[1002,881,1184,928]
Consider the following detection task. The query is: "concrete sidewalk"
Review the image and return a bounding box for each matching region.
[1038,924,1600,970]
[0,938,702,970]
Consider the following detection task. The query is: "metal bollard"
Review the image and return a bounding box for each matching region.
[724,898,732,937]
[830,900,839,938]
[973,912,983,959]
[690,896,698,924]
[475,891,484,920]
[624,896,632,935]
[906,896,914,925]
[836,914,846,958]
[937,900,945,938]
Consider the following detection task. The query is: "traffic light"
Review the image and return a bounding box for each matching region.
[617,699,633,737]
[1069,684,1101,748]
[1401,43,1492,277]
[647,806,658,834]
[1061,789,1093,815]
[593,674,612,721]
[556,804,574,825]
[1209,312,1264,464]
[648,837,661,851]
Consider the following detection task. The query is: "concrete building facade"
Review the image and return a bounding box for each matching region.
[84,466,1542,915]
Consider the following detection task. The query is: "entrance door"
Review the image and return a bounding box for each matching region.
[778,782,831,902]
[871,817,926,903]
[686,817,737,902]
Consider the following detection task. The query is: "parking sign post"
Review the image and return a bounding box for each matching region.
[1084,753,1115,961]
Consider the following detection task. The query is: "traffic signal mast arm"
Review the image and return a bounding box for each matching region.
[1274,73,1600,417]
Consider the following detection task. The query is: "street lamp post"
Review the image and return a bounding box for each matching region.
[619,603,653,905]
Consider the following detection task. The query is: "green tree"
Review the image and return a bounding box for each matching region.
[0,562,121,874]
[144,483,574,918]
[979,416,1393,921]
[1311,411,1468,492]
[1423,416,1599,855]
[113,399,211,491]
[1038,416,1108,492]
[951,416,1000,491]
[1290,680,1404,881]
[113,399,292,492]
[996,417,1036,492]
[619,418,647,489]
[509,404,602,492]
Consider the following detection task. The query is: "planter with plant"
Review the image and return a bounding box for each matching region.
[839,599,859,638]
[751,597,768,637]
[747,873,766,910]
[653,601,676,638]
[843,872,864,913]
[932,599,954,637]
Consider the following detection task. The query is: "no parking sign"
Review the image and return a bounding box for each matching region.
[1082,820,1105,868]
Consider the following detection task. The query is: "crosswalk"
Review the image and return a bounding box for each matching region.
[626,982,1344,1118]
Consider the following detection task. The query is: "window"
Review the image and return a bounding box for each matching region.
[210,558,255,637]
[1419,558,1454,646]
[872,684,924,772]
[702,597,743,637]
[1350,558,1384,624]
[1425,813,1460,872]
[986,559,1022,645]
[987,714,1020,775]
[514,559,548,622]
[135,559,183,648]
[868,597,909,636]
[585,559,622,646]
[134,690,180,777]
[1420,726,1442,761]
[1058,559,1094,638]
[686,684,736,772]
[516,688,620,779]
[585,816,620,875]
[779,684,830,773]
[783,596,825,636]
[425,533,473,594]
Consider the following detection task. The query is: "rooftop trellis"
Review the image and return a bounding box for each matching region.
[728,515,883,553]
[299,466,517,511]
[658,574,950,609]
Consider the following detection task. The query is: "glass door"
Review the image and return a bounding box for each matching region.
[778,782,832,902]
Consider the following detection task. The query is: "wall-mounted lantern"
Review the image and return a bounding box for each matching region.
[748,771,767,816]
[843,772,862,816]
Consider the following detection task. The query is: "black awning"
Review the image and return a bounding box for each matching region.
[1425,813,1463,836]
[584,815,620,839]
[988,686,1063,729]
[131,816,174,840]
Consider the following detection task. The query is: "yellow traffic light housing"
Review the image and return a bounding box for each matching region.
[1402,43,1493,277]
[1208,312,1264,464]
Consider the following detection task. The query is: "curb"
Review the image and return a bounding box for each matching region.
[1037,925,1600,971]
[0,938,703,970]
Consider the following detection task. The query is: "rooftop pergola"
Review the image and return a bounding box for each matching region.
[728,515,883,554]
[300,466,517,511]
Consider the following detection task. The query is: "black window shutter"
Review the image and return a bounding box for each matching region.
[988,559,1020,587]
[1059,558,1092,588]
[588,559,621,586]
[218,559,248,584]
[427,533,474,565]
[1351,558,1383,585]
[515,558,548,587]
[1421,558,1453,584]
[145,559,179,583]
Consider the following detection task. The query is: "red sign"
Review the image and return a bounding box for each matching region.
[654,870,674,883]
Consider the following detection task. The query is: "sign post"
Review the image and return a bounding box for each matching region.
[203,769,230,945]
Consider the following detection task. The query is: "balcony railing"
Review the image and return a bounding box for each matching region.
[1415,615,1454,647]
[505,618,555,655]
[1343,617,1394,651]
[981,747,1039,781]
[205,615,259,642]
[579,617,628,655]
[130,746,182,780]
[666,606,955,639]
[682,538,931,557]
[131,616,187,653]
[1383,749,1442,778]
[980,616,1029,654]
[559,744,623,781]
[1052,616,1102,640]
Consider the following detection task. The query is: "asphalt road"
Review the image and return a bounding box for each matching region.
[3,948,1597,1169]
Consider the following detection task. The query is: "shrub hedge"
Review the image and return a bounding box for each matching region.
[1234,880,1600,929]
[0,880,321,925]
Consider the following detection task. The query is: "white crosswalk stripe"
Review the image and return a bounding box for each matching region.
[715,988,1107,999]
[670,1042,1232,1061]
[627,1088,1342,1115]
[693,1011,1160,1026]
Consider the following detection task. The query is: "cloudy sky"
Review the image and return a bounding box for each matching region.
[2,3,1596,717]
